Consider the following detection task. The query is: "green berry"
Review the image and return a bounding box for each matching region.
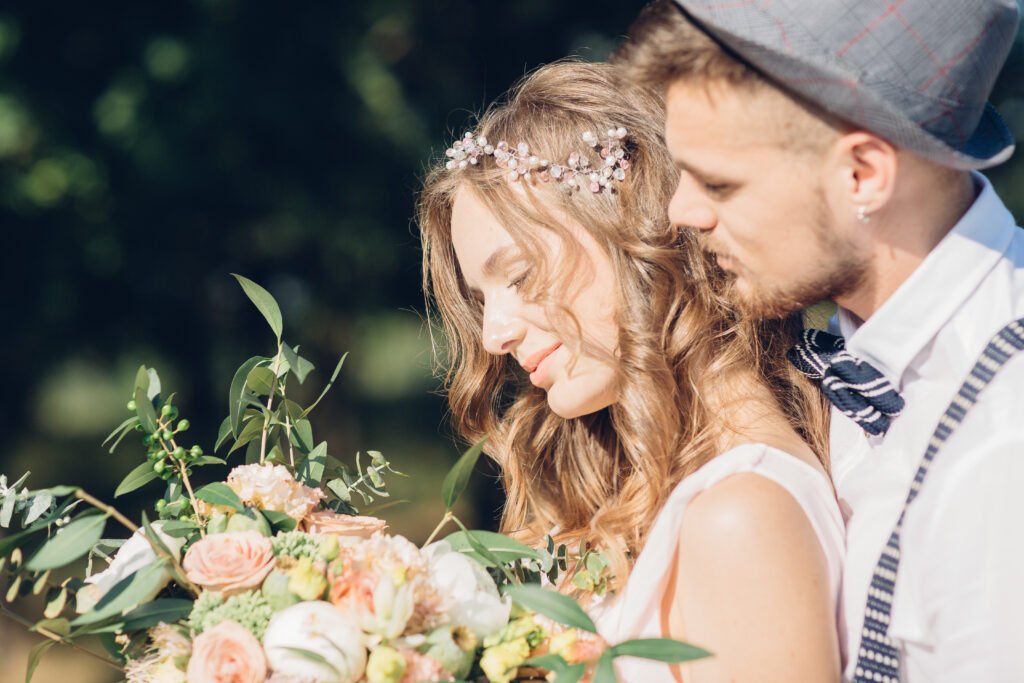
[160,404,173,418]
[161,430,174,442]
[190,445,203,460]
[143,434,154,447]
[153,459,166,474]
[176,419,190,433]
[155,499,167,512]
[172,446,186,460]
[126,399,137,412]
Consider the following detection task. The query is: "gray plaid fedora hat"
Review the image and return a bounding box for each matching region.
[672,0,1020,169]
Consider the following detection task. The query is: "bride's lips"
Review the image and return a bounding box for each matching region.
[521,343,562,386]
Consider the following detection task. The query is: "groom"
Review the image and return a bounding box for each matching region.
[617,0,1024,681]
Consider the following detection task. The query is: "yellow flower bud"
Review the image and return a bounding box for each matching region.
[366,646,406,683]
[286,557,327,601]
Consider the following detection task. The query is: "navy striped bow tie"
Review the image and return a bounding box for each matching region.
[787,329,905,436]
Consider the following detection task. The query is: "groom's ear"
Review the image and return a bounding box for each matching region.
[830,131,898,215]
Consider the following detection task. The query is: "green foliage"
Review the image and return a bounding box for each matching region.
[26,513,107,571]
[442,530,540,568]
[441,436,488,510]
[502,585,597,634]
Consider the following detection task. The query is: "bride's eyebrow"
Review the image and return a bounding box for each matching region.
[481,245,521,277]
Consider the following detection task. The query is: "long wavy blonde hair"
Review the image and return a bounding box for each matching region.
[419,61,827,587]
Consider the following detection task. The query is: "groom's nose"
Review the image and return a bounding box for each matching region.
[668,178,718,233]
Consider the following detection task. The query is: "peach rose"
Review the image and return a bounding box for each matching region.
[183,531,274,596]
[226,463,323,522]
[329,563,378,614]
[186,620,267,683]
[303,511,387,539]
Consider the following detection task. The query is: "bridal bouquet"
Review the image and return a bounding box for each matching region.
[0,276,708,682]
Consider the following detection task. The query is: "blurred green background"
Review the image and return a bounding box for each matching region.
[0,1,1021,680]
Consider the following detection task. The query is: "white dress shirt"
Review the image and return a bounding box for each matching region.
[832,172,1024,682]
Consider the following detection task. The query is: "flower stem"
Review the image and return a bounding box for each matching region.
[0,604,124,671]
[423,511,453,547]
[260,343,284,465]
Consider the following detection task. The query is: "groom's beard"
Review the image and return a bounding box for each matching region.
[703,196,869,321]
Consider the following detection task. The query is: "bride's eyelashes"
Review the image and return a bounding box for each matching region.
[508,268,533,292]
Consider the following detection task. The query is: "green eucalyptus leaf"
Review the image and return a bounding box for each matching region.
[503,584,597,634]
[32,617,70,638]
[523,654,568,673]
[442,530,540,567]
[229,356,266,438]
[232,274,283,341]
[298,442,327,488]
[157,520,198,538]
[262,510,297,533]
[214,416,233,452]
[43,587,68,619]
[194,483,244,512]
[114,462,159,498]
[610,638,712,663]
[300,353,348,418]
[555,663,586,683]
[441,436,488,510]
[245,366,277,397]
[121,598,193,631]
[229,417,266,455]
[102,416,140,449]
[192,455,227,466]
[70,560,170,626]
[25,640,56,683]
[326,478,351,503]
[291,418,314,453]
[26,514,107,571]
[592,652,616,683]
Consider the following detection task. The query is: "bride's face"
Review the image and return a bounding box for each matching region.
[450,186,620,419]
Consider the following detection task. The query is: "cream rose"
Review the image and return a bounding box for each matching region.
[226,463,323,522]
[186,620,267,683]
[183,530,274,596]
[303,511,387,539]
[263,601,367,683]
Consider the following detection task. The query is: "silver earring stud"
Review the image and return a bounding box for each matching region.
[857,205,871,224]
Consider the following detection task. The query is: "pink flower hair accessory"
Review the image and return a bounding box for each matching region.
[444,127,631,194]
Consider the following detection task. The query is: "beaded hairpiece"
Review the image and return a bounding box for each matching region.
[444,127,631,194]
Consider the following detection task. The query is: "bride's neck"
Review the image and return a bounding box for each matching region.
[702,369,819,466]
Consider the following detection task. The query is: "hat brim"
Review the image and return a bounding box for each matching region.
[677,4,1015,170]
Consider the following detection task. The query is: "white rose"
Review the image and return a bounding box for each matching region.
[263,601,367,683]
[424,541,512,638]
[76,522,185,614]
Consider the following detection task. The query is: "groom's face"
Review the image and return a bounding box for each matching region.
[663,80,867,318]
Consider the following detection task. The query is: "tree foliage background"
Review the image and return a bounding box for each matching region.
[0,1,1021,680]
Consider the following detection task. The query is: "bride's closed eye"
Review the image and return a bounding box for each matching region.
[508,268,532,292]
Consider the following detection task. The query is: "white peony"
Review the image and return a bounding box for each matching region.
[263,601,367,683]
[424,541,512,638]
[76,522,185,614]
[360,575,415,640]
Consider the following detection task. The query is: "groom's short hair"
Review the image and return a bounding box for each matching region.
[615,0,845,151]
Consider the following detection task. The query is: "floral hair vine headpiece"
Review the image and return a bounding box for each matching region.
[444,126,631,194]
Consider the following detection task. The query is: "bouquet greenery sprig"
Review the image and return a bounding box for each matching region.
[0,275,710,683]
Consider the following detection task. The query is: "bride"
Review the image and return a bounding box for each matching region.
[418,61,843,683]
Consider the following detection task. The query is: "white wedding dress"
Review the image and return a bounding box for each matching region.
[592,442,845,681]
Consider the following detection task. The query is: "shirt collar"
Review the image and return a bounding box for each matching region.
[837,171,1017,389]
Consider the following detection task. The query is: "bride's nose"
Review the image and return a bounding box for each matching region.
[481,297,526,356]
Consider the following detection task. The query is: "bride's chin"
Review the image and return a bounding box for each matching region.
[544,379,617,420]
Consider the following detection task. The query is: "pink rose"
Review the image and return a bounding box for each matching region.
[400,650,453,683]
[303,511,387,539]
[183,531,274,596]
[186,620,267,683]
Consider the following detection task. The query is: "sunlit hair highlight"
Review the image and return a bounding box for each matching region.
[419,60,828,589]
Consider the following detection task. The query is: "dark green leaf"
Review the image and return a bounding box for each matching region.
[232,274,283,341]
[298,442,327,488]
[25,640,55,683]
[70,561,170,626]
[281,344,316,383]
[121,598,193,631]
[157,520,199,538]
[326,478,351,503]
[114,462,159,498]
[300,353,347,418]
[555,664,586,683]
[192,455,227,467]
[229,417,265,455]
[610,638,712,663]
[245,366,277,397]
[26,514,107,571]
[229,356,266,438]
[524,654,568,673]
[592,652,615,683]
[32,618,70,638]
[102,416,140,450]
[291,418,314,453]
[262,510,297,533]
[214,416,233,452]
[443,530,540,567]
[194,483,244,512]
[38,486,78,497]
[441,436,488,509]
[503,585,597,634]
